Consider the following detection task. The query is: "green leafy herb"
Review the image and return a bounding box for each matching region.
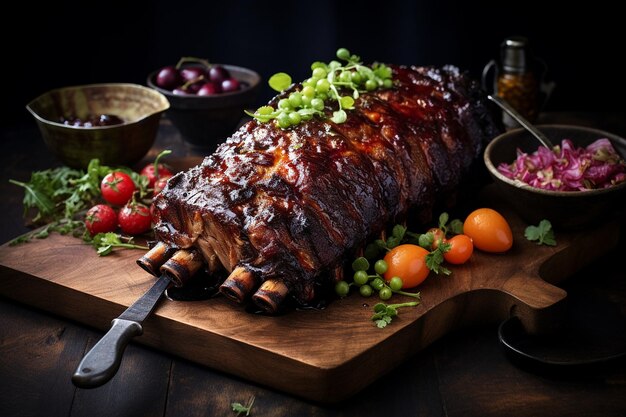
[9,155,163,250]
[386,224,407,249]
[246,47,393,128]
[231,395,255,416]
[9,218,85,246]
[268,73,292,92]
[448,219,464,235]
[371,301,420,328]
[87,232,149,256]
[524,220,557,246]
[425,242,452,275]
[351,256,370,272]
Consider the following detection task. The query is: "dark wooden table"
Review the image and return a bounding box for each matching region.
[1,114,625,417]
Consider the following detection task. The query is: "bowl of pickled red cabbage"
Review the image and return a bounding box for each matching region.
[484,125,626,230]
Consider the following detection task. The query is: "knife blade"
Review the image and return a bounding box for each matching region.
[71,274,171,388]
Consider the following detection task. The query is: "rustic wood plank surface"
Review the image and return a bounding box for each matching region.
[1,116,625,416]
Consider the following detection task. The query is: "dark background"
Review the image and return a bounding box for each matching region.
[5,0,624,129]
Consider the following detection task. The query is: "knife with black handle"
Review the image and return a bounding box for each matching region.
[72,274,171,388]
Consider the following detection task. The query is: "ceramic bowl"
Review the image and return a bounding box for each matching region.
[146,64,261,151]
[27,83,169,168]
[484,124,626,230]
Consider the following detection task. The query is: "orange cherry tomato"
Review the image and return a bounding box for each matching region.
[443,234,474,264]
[463,208,513,253]
[383,244,430,289]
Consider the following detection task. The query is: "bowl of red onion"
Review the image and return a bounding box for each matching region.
[147,59,260,151]
[484,124,626,230]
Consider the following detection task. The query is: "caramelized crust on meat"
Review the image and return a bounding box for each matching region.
[152,64,501,304]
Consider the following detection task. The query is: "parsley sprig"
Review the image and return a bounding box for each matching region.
[371,301,420,328]
[525,219,557,246]
[88,232,149,256]
[231,396,255,416]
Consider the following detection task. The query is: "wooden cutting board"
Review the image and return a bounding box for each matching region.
[0,188,619,403]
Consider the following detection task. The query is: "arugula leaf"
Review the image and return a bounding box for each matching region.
[525,220,557,246]
[9,179,56,221]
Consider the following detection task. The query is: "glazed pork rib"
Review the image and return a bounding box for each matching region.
[148,64,501,312]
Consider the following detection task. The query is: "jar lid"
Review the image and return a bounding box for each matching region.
[501,36,531,73]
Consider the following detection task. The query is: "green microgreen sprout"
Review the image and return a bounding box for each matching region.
[246,47,393,129]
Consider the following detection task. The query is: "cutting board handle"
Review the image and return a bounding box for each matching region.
[71,319,143,388]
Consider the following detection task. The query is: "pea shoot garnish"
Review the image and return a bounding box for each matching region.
[246,47,393,128]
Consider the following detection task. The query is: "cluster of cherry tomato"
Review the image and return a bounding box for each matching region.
[337,208,514,300]
[387,208,513,288]
[84,161,173,236]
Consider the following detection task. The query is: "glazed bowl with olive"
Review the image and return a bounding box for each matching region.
[27,83,169,169]
[146,59,261,150]
[484,124,626,230]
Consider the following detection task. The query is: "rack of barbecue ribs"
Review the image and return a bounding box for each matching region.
[139,64,501,313]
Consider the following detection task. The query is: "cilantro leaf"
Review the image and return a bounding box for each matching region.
[391,224,406,240]
[87,232,148,256]
[371,301,419,328]
[231,395,255,416]
[525,220,557,246]
[438,212,449,229]
[425,243,452,275]
[448,219,464,235]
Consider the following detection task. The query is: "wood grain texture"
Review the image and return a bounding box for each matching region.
[0,190,620,403]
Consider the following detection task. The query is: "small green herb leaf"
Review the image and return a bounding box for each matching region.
[425,243,452,275]
[386,235,401,249]
[331,109,347,124]
[88,232,148,256]
[371,301,419,328]
[391,224,406,240]
[231,395,255,416]
[525,220,557,246]
[351,256,370,272]
[268,72,292,92]
[449,219,464,235]
[340,96,355,109]
[438,212,449,229]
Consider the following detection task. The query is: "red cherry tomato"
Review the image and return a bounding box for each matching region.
[383,244,430,289]
[101,172,136,206]
[153,173,173,196]
[443,234,474,265]
[118,202,152,235]
[84,204,117,235]
[427,227,446,249]
[140,163,173,188]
